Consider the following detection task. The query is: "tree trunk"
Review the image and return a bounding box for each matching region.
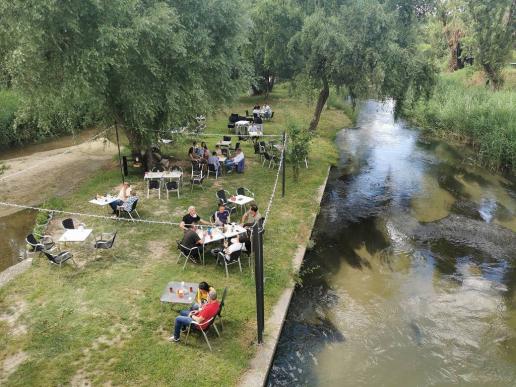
[308,78,329,132]
[483,63,504,90]
[445,28,463,72]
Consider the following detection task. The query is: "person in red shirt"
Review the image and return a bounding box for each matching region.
[169,289,220,342]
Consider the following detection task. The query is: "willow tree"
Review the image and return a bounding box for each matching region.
[290,0,436,131]
[0,0,250,152]
[468,0,515,89]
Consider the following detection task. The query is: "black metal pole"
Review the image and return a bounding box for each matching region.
[281,131,286,198]
[253,222,265,344]
[115,123,125,183]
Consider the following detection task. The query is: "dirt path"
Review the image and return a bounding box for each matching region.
[0,137,118,217]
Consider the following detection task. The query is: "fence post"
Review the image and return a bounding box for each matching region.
[253,222,265,344]
[281,131,286,198]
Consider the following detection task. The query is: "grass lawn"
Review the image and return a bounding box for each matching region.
[0,84,350,386]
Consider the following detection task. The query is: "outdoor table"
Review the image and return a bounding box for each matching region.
[160,281,198,311]
[144,171,182,180]
[228,195,255,213]
[89,195,118,206]
[59,228,93,242]
[217,156,227,162]
[196,224,247,264]
[217,140,231,147]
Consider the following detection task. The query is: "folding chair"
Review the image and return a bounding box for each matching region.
[165,181,180,199]
[184,316,220,352]
[216,249,242,277]
[177,241,202,269]
[147,179,161,199]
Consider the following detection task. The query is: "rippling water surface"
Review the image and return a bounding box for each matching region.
[268,101,516,386]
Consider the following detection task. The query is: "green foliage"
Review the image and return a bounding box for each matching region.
[287,120,312,181]
[248,0,303,95]
[404,72,516,171]
[0,0,250,149]
[468,0,515,89]
[0,89,19,145]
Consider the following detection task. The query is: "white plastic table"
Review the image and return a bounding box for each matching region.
[217,140,232,147]
[58,229,93,243]
[228,195,254,213]
[235,120,250,135]
[89,196,118,206]
[144,171,182,180]
[196,225,247,263]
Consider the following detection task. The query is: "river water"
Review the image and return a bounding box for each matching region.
[268,101,516,386]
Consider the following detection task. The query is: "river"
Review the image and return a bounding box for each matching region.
[267,101,516,386]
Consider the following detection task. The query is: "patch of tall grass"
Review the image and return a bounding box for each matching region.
[0,89,20,146]
[404,73,515,172]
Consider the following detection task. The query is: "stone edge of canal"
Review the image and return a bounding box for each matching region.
[238,165,332,387]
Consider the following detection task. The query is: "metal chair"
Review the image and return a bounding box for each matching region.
[207,163,219,179]
[215,287,228,330]
[26,233,55,256]
[177,241,202,269]
[117,198,140,221]
[147,179,161,199]
[216,249,243,277]
[165,181,180,199]
[190,170,205,192]
[62,218,75,230]
[43,250,77,268]
[236,187,254,197]
[216,190,236,214]
[262,152,278,168]
[184,316,220,351]
[170,165,184,186]
[94,232,117,259]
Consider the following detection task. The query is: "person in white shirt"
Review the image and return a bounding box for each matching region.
[264,104,272,119]
[224,148,245,172]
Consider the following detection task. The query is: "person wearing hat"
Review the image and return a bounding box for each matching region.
[169,289,220,343]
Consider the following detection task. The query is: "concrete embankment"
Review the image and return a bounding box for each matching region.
[238,165,331,387]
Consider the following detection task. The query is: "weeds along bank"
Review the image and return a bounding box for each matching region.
[403,69,516,173]
[0,86,350,386]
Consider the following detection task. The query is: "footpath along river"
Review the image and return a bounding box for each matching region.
[267,101,516,386]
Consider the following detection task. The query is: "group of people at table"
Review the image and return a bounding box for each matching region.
[188,141,245,174]
[178,204,261,263]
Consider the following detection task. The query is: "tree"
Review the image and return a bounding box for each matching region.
[0,0,250,160]
[248,0,303,96]
[290,0,436,132]
[287,121,312,181]
[468,0,515,89]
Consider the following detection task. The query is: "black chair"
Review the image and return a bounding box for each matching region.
[262,152,278,168]
[165,181,180,199]
[62,218,75,230]
[216,249,242,277]
[245,109,249,117]
[229,142,241,152]
[26,234,55,254]
[177,240,202,268]
[215,287,228,330]
[216,190,236,214]
[152,166,164,172]
[221,148,229,157]
[147,179,161,199]
[117,198,140,221]
[191,170,205,192]
[270,111,274,120]
[43,250,76,268]
[236,187,254,197]
[223,136,232,142]
[94,232,117,259]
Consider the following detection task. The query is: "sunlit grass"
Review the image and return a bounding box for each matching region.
[0,84,350,386]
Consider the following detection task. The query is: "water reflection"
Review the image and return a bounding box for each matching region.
[268,100,516,386]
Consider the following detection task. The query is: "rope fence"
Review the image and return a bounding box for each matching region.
[261,134,286,229]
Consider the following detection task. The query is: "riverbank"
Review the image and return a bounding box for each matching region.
[403,68,516,173]
[0,85,350,386]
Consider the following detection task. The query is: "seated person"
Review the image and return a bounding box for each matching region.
[213,204,230,226]
[207,151,221,173]
[192,281,215,310]
[113,190,138,218]
[264,104,272,118]
[188,141,201,161]
[224,148,245,172]
[169,289,220,342]
[219,238,243,262]
[109,182,132,213]
[179,225,204,260]
[241,204,261,227]
[215,145,223,156]
[252,105,260,116]
[180,206,211,230]
[231,233,251,253]
[200,142,210,159]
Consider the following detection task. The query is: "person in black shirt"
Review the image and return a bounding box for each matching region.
[179,225,204,260]
[180,206,211,230]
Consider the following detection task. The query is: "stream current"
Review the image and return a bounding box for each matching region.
[268,100,516,386]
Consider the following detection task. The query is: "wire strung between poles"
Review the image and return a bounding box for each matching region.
[261,134,286,230]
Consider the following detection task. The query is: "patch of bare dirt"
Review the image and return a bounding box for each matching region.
[0,351,28,383]
[0,299,28,337]
[0,138,118,217]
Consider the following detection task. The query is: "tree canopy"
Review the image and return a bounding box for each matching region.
[0,0,250,149]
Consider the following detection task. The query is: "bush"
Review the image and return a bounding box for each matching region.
[403,73,516,171]
[0,88,20,146]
